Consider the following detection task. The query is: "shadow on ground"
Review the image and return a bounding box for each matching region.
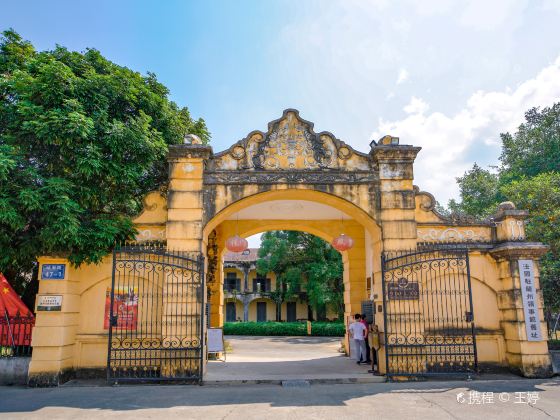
[0,377,558,413]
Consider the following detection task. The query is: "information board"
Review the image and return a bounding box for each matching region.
[103,287,138,330]
[207,328,224,353]
[37,295,62,311]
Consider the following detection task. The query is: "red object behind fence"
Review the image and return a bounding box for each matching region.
[0,273,34,347]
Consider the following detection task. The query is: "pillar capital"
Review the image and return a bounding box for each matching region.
[492,201,529,242]
[370,144,421,164]
[167,144,213,161]
[490,242,549,261]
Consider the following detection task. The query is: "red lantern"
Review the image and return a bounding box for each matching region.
[225,235,248,253]
[331,234,354,251]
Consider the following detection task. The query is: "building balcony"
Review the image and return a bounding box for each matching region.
[223,289,273,300]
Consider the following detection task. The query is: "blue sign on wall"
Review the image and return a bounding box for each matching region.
[41,264,66,280]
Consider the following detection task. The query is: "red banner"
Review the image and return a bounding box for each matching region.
[103,287,138,330]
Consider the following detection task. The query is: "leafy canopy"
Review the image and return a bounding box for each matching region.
[256,231,344,320]
[0,29,209,295]
[448,103,560,310]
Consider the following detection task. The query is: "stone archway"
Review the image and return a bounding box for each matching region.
[201,189,382,333]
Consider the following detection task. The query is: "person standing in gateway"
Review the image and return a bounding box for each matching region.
[349,313,367,364]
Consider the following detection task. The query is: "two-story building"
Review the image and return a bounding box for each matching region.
[223,248,329,322]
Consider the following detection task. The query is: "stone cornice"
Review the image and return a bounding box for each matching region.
[492,209,529,222]
[489,242,549,260]
[203,170,377,185]
[167,144,213,160]
[369,145,422,162]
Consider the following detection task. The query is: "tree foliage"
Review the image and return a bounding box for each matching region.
[447,163,500,218]
[449,104,560,310]
[0,29,210,301]
[500,173,560,310]
[256,231,344,320]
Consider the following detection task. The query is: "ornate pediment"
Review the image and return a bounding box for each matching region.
[208,109,371,172]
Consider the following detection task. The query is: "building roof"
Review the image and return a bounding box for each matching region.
[224,248,259,262]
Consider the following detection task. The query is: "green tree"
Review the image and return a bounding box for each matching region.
[0,29,210,305]
[449,104,560,310]
[447,163,501,218]
[500,103,560,182]
[500,173,560,310]
[256,231,344,320]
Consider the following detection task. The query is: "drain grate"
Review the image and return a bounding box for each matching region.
[281,380,311,388]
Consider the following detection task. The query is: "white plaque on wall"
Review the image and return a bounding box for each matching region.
[518,260,543,341]
[37,295,63,311]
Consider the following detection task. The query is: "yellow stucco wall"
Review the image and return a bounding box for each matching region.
[280,301,309,321]
[248,298,277,322]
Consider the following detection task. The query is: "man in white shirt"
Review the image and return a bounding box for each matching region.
[349,313,367,364]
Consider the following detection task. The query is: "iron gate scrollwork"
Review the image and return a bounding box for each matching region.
[107,243,205,383]
[381,245,477,377]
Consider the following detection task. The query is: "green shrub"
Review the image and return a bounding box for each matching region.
[222,321,345,337]
[310,322,346,337]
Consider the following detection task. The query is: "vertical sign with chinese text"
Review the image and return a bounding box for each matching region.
[518,259,543,341]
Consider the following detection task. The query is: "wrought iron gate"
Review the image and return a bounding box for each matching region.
[107,243,205,383]
[381,245,477,377]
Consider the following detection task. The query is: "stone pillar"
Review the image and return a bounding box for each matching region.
[370,141,421,375]
[242,264,250,292]
[163,141,212,376]
[490,242,552,377]
[166,143,212,252]
[370,141,421,251]
[243,296,249,322]
[28,257,79,386]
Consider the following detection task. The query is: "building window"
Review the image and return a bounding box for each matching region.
[224,272,240,292]
[253,277,271,292]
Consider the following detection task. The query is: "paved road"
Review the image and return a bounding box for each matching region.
[0,378,559,419]
[205,335,375,382]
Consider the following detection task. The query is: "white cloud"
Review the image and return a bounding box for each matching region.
[459,0,528,31]
[373,56,560,204]
[403,97,429,114]
[396,68,409,85]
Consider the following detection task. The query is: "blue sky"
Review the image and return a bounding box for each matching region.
[2,0,560,205]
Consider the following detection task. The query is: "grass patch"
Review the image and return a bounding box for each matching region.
[223,321,345,337]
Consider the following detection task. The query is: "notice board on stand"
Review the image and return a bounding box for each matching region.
[207,327,226,361]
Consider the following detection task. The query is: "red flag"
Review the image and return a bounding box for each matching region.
[0,273,34,346]
[0,273,32,316]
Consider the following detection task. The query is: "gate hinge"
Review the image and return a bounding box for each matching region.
[110,315,118,327]
[465,311,474,322]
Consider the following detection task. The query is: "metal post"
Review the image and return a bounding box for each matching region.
[380,253,390,380]
[106,245,118,383]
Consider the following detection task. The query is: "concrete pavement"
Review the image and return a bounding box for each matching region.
[205,335,382,384]
[0,378,559,419]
